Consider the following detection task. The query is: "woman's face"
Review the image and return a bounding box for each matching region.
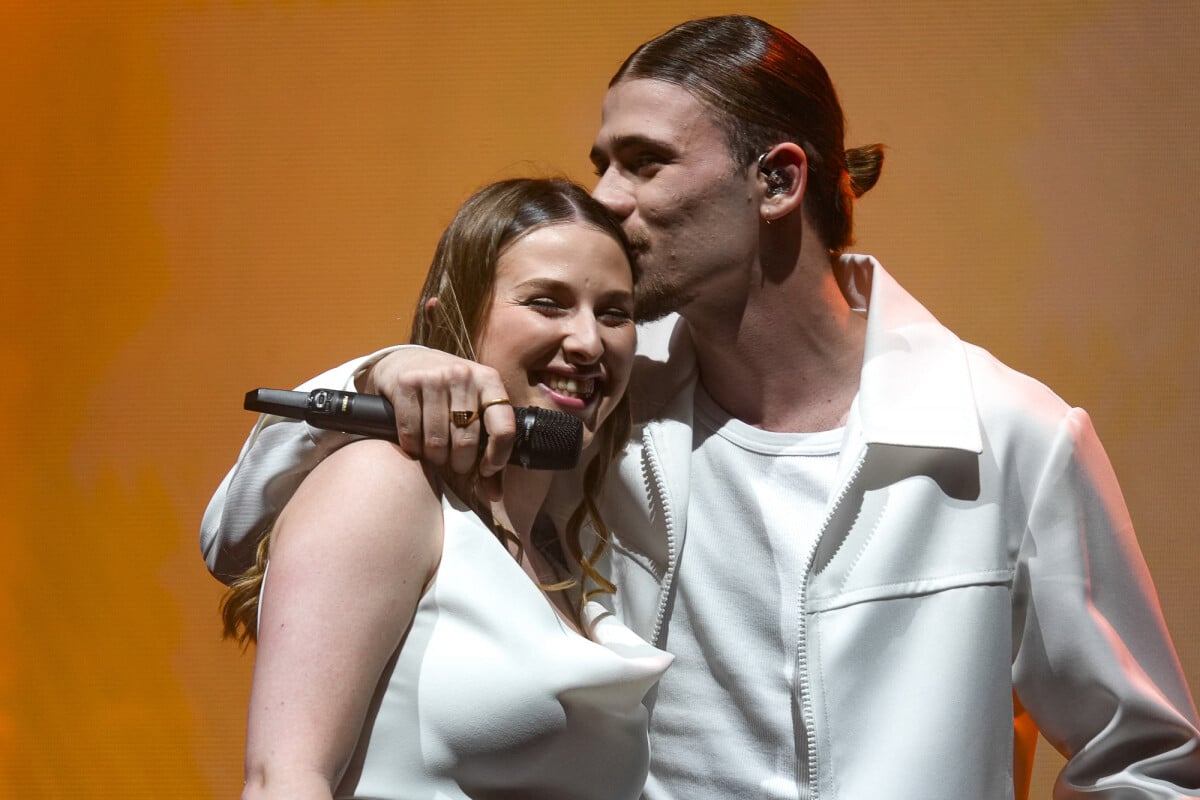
[474,221,636,450]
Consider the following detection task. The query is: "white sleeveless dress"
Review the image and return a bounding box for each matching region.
[332,491,672,799]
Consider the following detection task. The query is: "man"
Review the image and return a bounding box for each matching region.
[202,15,1200,799]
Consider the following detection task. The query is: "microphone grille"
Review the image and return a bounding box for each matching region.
[512,407,583,470]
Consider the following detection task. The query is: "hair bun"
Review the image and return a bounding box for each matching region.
[845,144,885,198]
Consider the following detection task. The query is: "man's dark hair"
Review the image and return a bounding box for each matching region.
[612,15,884,253]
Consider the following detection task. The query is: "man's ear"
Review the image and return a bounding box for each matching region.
[757,142,807,221]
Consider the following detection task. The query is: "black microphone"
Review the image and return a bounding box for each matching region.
[244,388,583,470]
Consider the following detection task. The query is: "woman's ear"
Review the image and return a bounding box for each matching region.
[757,142,807,221]
[423,297,440,319]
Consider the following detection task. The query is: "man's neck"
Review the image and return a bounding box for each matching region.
[684,254,868,433]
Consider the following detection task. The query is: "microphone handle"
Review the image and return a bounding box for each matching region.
[310,388,398,440]
[243,388,583,470]
[248,388,398,440]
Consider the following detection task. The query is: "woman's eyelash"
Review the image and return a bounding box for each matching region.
[524,298,563,310]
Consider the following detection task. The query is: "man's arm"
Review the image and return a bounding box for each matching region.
[200,346,515,583]
[201,351,388,581]
[1013,408,1200,796]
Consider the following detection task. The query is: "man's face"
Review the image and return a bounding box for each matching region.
[590,79,761,321]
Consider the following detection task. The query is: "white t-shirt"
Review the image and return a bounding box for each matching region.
[643,387,843,800]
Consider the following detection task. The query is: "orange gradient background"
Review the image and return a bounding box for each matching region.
[3,2,1198,797]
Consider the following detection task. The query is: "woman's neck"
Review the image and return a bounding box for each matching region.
[488,466,553,542]
[486,467,579,621]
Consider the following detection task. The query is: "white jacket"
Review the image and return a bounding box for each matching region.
[201,255,1200,798]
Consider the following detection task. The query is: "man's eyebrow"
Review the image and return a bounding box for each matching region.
[589,134,671,164]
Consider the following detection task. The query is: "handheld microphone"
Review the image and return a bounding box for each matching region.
[244,388,583,470]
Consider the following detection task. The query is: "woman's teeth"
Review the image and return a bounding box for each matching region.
[546,375,595,399]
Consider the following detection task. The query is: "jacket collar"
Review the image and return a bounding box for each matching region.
[851,254,982,453]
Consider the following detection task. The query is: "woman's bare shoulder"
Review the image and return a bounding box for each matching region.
[273,438,444,578]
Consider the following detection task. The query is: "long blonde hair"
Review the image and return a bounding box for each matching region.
[221,178,636,645]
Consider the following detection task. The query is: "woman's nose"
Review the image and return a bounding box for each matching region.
[562,312,603,363]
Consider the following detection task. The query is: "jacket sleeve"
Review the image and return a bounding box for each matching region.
[1012,407,1200,797]
[199,348,401,583]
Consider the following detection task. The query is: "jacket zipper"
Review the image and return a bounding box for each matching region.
[796,446,869,800]
[641,426,678,648]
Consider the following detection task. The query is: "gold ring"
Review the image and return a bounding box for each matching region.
[451,410,478,428]
[479,398,512,412]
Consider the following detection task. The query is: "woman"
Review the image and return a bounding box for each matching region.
[220,179,671,799]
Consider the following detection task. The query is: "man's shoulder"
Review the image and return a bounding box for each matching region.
[960,341,1076,441]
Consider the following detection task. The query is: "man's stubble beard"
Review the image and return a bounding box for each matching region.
[633,272,693,322]
[627,237,693,322]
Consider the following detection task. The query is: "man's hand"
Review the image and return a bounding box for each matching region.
[358,348,515,498]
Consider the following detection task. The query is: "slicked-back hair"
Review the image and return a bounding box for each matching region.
[612,15,884,254]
